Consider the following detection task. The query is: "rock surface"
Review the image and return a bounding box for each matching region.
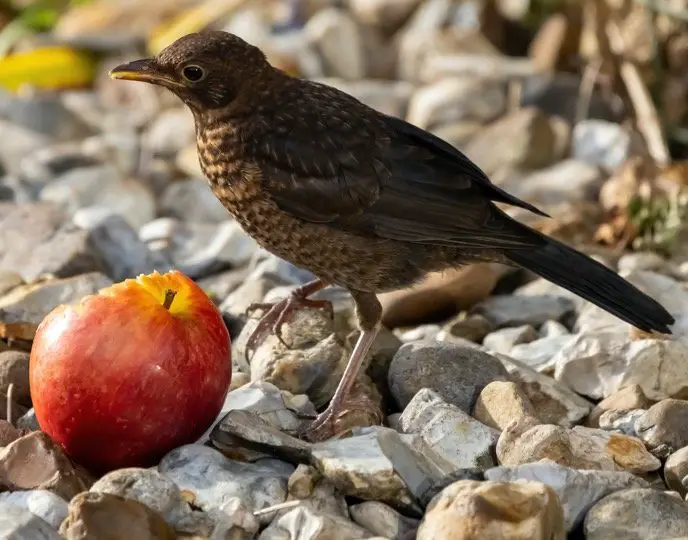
[584,488,688,540]
[417,479,566,540]
[158,444,292,522]
[497,417,661,474]
[472,380,537,430]
[485,460,649,531]
[400,388,499,470]
[59,491,175,540]
[388,341,510,412]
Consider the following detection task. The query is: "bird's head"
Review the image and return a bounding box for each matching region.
[109,31,269,111]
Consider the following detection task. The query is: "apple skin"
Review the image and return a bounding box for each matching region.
[29,270,231,473]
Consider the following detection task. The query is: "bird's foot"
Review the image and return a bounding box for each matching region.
[245,292,332,359]
[297,406,338,442]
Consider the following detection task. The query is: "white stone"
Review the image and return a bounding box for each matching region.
[90,468,190,530]
[400,388,498,470]
[158,444,293,524]
[499,355,593,426]
[0,501,59,539]
[310,427,416,508]
[553,332,688,401]
[576,271,687,337]
[0,491,67,529]
[406,78,505,130]
[508,335,576,373]
[485,460,649,531]
[306,8,366,80]
[572,120,640,171]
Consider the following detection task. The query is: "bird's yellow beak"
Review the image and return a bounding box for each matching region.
[109,59,173,85]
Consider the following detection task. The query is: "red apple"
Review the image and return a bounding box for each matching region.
[29,270,231,472]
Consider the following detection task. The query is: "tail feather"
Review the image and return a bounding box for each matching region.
[507,236,675,334]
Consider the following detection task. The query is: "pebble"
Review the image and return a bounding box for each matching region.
[305,8,366,79]
[78,215,164,281]
[499,355,593,427]
[159,179,229,224]
[553,332,688,401]
[349,501,419,539]
[576,271,688,338]
[0,273,112,341]
[210,409,313,464]
[0,350,30,406]
[158,444,292,523]
[585,384,653,427]
[0,419,21,446]
[664,445,688,497]
[145,107,195,156]
[464,107,557,176]
[59,491,175,540]
[406,77,506,130]
[259,504,370,540]
[222,277,283,321]
[380,263,504,329]
[0,501,60,540]
[400,388,499,470]
[584,488,688,540]
[617,251,668,274]
[16,408,39,432]
[39,165,155,230]
[598,409,646,437]
[508,335,575,372]
[442,313,495,344]
[472,380,537,430]
[417,479,566,540]
[90,467,191,531]
[572,120,641,171]
[141,218,257,279]
[347,0,423,33]
[0,431,93,501]
[0,490,68,529]
[200,381,316,440]
[388,341,510,412]
[483,325,538,355]
[485,460,649,531]
[635,399,688,456]
[497,417,661,474]
[540,320,570,338]
[500,159,604,207]
[472,294,574,329]
[310,426,416,508]
[315,78,414,118]
[240,307,348,408]
[0,119,52,175]
[0,203,102,282]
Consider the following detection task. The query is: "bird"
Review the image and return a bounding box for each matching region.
[110,31,674,440]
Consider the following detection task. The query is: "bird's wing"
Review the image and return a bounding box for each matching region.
[256,109,545,250]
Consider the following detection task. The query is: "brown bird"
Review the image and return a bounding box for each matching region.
[111,31,674,440]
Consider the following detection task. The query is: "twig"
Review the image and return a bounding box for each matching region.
[253,500,301,516]
[6,383,13,424]
[605,19,671,166]
[576,58,603,124]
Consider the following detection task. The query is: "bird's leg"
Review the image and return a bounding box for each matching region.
[245,278,329,358]
[300,291,381,441]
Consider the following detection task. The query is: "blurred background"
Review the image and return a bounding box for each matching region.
[1,0,688,331]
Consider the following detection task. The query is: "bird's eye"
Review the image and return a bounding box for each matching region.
[182,65,206,83]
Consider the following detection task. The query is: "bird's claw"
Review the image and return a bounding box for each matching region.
[297,407,337,442]
[244,294,333,360]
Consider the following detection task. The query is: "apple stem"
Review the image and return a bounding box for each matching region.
[163,289,177,310]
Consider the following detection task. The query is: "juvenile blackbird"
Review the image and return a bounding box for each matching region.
[111,31,674,440]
